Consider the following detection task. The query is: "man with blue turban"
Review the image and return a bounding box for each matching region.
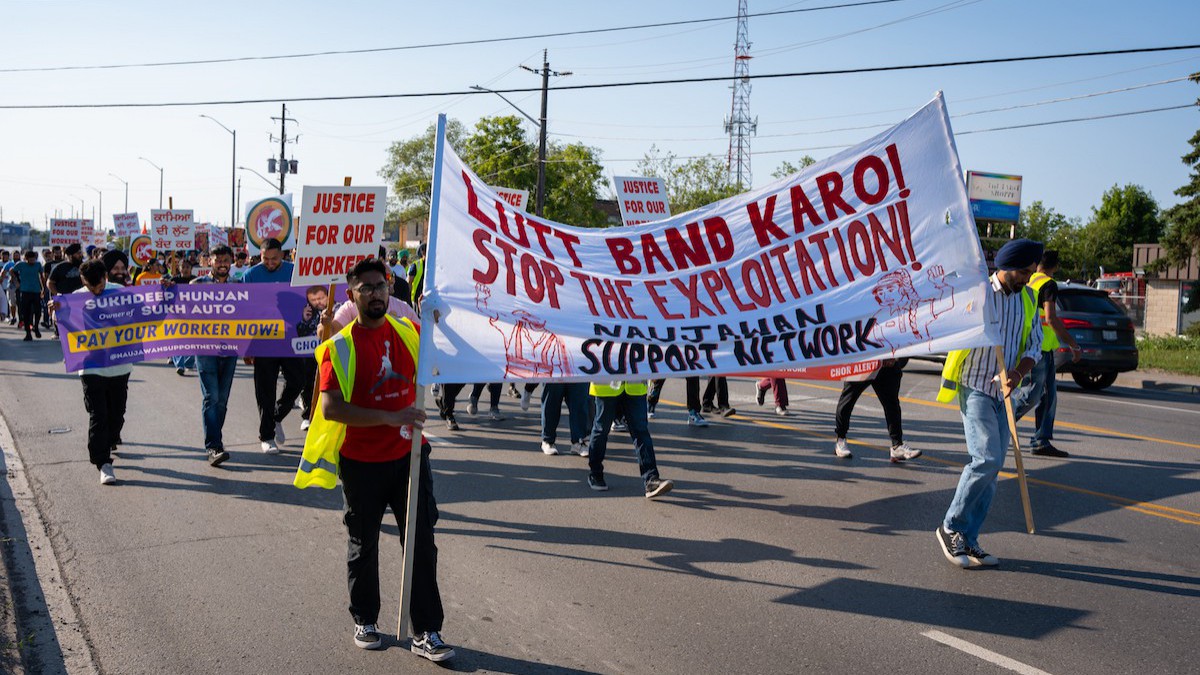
[935,238,1044,568]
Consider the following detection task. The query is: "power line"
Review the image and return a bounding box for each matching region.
[545,74,1194,142]
[3,44,1197,110]
[0,0,910,74]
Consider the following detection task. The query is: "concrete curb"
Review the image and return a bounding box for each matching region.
[0,411,99,675]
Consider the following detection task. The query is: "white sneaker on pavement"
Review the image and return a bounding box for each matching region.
[890,442,922,463]
[261,440,280,455]
[834,437,852,459]
[687,411,709,427]
[520,389,532,411]
[775,406,791,416]
[274,421,286,446]
[300,418,311,432]
[541,441,559,455]
[571,441,589,457]
[466,399,479,416]
[99,463,117,485]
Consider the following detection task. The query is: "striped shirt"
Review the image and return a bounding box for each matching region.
[961,274,1042,399]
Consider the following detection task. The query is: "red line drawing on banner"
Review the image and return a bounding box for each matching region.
[476,283,573,378]
[869,265,955,356]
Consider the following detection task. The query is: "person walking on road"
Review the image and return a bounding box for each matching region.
[935,238,1044,569]
[832,359,921,462]
[242,237,304,454]
[12,250,44,340]
[755,377,792,416]
[1026,250,1082,458]
[57,260,131,485]
[539,382,592,456]
[587,381,674,498]
[191,246,240,467]
[310,258,455,662]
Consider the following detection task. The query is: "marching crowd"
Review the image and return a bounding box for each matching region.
[0,236,1081,661]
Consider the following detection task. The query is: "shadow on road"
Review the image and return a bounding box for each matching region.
[775,577,1089,639]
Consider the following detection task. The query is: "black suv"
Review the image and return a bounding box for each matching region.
[1052,283,1139,390]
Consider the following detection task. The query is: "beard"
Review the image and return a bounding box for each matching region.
[108,274,129,286]
[364,302,387,320]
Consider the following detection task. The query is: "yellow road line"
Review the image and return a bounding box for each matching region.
[659,395,1200,527]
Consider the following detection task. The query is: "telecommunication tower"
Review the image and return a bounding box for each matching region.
[724,0,756,190]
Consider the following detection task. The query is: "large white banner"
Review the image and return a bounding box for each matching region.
[419,95,998,384]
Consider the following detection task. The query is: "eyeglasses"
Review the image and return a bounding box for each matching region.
[354,282,390,296]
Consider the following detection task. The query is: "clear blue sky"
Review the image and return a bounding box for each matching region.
[1,0,1197,233]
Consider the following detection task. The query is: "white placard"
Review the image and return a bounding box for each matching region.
[49,218,81,247]
[112,213,140,239]
[614,175,671,226]
[150,209,196,251]
[294,186,387,286]
[492,187,529,212]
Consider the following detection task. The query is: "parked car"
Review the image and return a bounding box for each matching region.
[1052,283,1139,390]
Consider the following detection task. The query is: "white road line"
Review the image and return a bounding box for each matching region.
[1072,397,1200,415]
[922,630,1053,675]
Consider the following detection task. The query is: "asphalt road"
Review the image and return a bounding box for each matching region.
[1,327,1198,674]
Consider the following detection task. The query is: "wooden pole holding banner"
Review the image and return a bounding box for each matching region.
[399,115,447,641]
[994,346,1036,534]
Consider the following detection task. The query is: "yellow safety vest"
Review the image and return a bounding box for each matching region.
[589,381,649,397]
[293,315,420,489]
[409,258,425,306]
[936,285,1037,403]
[1027,271,1060,352]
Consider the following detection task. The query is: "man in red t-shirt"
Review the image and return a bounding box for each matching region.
[320,259,454,663]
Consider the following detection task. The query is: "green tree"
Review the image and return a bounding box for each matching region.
[379,115,607,228]
[1072,183,1163,277]
[1016,200,1071,243]
[1159,73,1200,271]
[379,119,466,224]
[770,156,816,180]
[636,145,743,214]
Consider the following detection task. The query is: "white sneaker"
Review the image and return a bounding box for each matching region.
[775,406,791,416]
[611,420,628,432]
[541,441,559,455]
[834,438,852,459]
[274,421,286,446]
[466,398,479,416]
[571,441,589,457]
[300,418,311,431]
[488,408,504,422]
[520,389,532,411]
[890,442,922,463]
[687,411,709,427]
[431,383,441,397]
[261,439,280,455]
[99,463,117,485]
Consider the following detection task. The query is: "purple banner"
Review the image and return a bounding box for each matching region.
[56,282,334,371]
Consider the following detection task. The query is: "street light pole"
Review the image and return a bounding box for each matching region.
[85,184,102,234]
[471,53,570,219]
[108,173,128,213]
[70,194,85,222]
[200,115,237,228]
[139,157,164,208]
[238,166,278,191]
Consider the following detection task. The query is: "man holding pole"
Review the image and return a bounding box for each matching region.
[310,258,454,662]
[935,238,1043,569]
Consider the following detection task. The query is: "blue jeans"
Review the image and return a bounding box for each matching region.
[172,355,196,370]
[588,394,659,485]
[541,383,592,445]
[943,387,1010,545]
[196,355,237,451]
[1030,351,1057,448]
